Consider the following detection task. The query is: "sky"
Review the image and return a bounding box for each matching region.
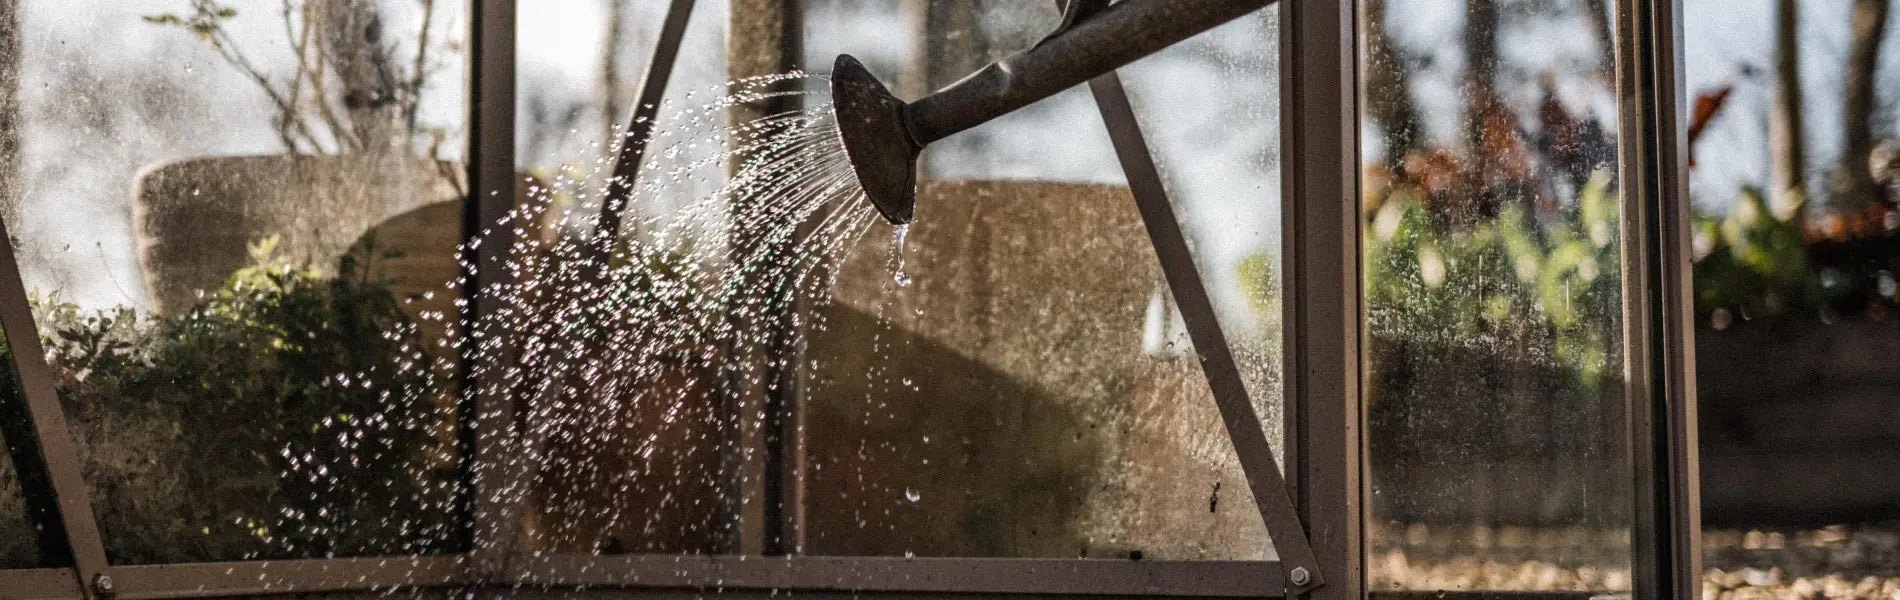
[11,0,1898,313]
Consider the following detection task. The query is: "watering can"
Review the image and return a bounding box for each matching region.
[831,0,1273,225]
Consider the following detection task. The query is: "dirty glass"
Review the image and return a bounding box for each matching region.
[0,443,41,569]
[1359,0,1633,593]
[11,0,472,563]
[509,0,742,555]
[789,0,1274,559]
[0,324,49,569]
[1119,8,1285,462]
[1686,0,1900,595]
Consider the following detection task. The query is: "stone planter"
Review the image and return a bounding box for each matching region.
[805,180,1270,559]
[132,154,464,314]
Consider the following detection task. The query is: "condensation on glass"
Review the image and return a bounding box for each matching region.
[1358,0,1633,592]
[11,0,472,564]
[790,0,1276,560]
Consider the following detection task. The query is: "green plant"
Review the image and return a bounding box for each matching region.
[30,237,459,563]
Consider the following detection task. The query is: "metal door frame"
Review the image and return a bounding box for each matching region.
[0,0,1700,598]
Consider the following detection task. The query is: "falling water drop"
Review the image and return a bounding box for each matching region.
[903,487,921,503]
[889,224,912,287]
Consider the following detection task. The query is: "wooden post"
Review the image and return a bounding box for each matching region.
[725,0,805,556]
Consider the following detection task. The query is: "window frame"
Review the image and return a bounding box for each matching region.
[0,0,1702,598]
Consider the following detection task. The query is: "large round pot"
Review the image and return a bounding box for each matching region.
[132,154,463,314]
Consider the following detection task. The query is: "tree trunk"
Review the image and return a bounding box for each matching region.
[1365,0,1425,170]
[599,0,628,147]
[1769,0,1808,222]
[1587,0,1615,79]
[1463,0,1500,149]
[0,0,17,226]
[311,0,404,155]
[1833,0,1891,217]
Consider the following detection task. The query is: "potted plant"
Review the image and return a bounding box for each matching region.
[132,0,465,314]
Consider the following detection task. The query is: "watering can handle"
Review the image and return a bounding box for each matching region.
[1036,0,1113,49]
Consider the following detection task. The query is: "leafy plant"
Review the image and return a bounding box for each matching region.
[25,237,459,563]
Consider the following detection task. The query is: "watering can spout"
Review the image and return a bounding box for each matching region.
[831,0,1271,225]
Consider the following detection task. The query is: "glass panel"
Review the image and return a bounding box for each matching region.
[792,0,1272,559]
[1686,0,1900,594]
[511,0,738,555]
[0,446,42,569]
[1359,0,1633,593]
[1119,8,1285,461]
[0,324,49,569]
[14,0,471,563]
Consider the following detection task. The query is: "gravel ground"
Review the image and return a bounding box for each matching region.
[1367,523,1900,599]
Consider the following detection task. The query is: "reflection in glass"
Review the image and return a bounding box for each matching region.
[1359,0,1632,592]
[14,1,471,563]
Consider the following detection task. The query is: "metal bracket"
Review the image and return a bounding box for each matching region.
[1089,71,1326,596]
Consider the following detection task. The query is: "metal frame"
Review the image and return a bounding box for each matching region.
[1089,70,1321,595]
[0,0,1705,599]
[1614,0,1702,598]
[466,0,523,580]
[1281,0,1366,599]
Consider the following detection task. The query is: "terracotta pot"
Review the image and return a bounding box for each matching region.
[132,154,463,314]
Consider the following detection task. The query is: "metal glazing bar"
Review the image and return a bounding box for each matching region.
[0,218,108,595]
[478,592,1264,600]
[1367,593,1615,600]
[1087,72,1322,596]
[504,554,1283,597]
[1613,0,1702,598]
[465,0,522,580]
[724,0,803,556]
[1280,0,1366,598]
[591,0,695,247]
[0,568,84,600]
[102,556,467,600]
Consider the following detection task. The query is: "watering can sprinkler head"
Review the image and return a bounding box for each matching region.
[830,0,1271,226]
[831,54,919,225]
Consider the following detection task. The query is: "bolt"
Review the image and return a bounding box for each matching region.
[92,573,115,596]
[1289,567,1312,587]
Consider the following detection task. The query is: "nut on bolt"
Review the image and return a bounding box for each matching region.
[92,573,115,596]
[1288,566,1312,587]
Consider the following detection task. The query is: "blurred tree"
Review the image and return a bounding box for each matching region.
[1769,0,1809,224]
[599,0,630,146]
[0,0,16,225]
[1832,0,1891,220]
[1365,0,1426,173]
[144,0,451,157]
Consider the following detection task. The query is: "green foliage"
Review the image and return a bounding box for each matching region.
[141,1,238,44]
[25,237,459,563]
[1364,171,1623,395]
[1691,187,1824,324]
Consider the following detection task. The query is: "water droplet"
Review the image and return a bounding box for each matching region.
[904,488,921,503]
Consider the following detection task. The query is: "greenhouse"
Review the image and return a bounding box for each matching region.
[0,0,1895,599]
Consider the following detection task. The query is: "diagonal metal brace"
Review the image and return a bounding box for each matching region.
[1088,71,1326,595]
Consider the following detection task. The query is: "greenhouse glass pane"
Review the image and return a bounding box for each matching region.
[13,0,472,563]
[1359,0,1635,593]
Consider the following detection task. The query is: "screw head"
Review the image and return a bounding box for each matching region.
[1289,567,1312,587]
[92,573,115,596]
